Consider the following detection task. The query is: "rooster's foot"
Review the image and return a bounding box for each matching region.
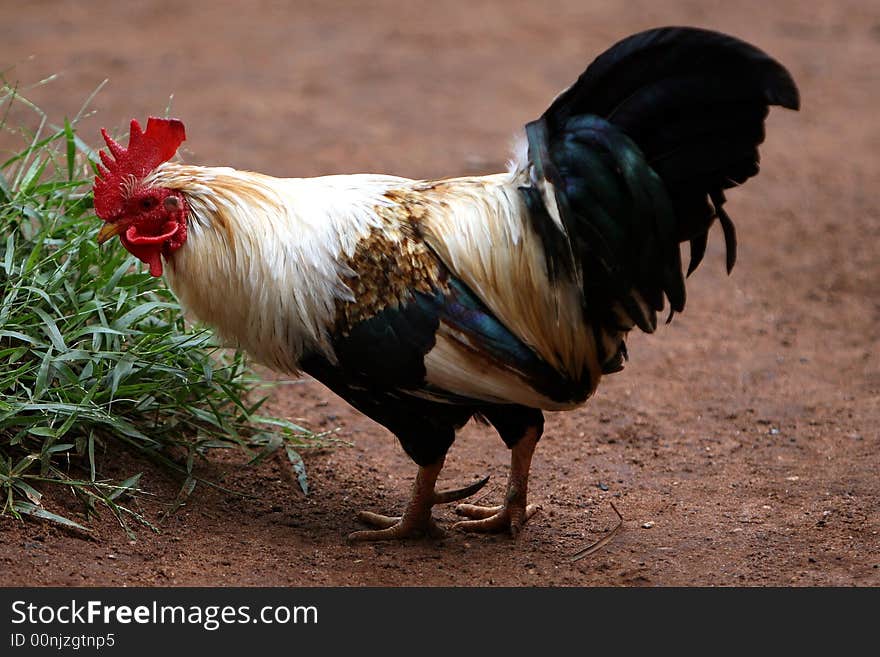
[346,461,488,542]
[453,502,540,536]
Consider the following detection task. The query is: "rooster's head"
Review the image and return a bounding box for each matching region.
[93,117,187,276]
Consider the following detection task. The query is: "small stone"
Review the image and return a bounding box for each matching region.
[641,521,655,529]
[598,482,609,491]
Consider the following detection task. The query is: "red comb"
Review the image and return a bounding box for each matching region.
[93,117,186,220]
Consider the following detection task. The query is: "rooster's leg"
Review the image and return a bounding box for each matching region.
[453,424,541,536]
[348,458,488,541]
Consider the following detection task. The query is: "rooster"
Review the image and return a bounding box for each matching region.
[94,27,798,541]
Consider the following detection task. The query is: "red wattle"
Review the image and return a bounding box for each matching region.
[147,252,164,277]
[121,221,182,277]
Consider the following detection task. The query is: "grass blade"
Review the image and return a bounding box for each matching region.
[64,118,76,181]
[13,501,90,532]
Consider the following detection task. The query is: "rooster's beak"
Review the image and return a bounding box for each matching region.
[97,222,125,245]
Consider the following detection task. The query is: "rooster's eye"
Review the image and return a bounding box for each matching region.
[140,197,157,211]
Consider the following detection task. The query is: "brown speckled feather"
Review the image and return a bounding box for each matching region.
[333,211,446,336]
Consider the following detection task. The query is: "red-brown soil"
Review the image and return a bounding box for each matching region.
[1,0,878,586]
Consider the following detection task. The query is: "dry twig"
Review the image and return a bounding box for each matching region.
[569,501,624,562]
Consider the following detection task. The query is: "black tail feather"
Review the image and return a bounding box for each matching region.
[522,26,799,334]
[687,230,709,277]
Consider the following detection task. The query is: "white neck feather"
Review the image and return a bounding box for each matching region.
[148,163,409,372]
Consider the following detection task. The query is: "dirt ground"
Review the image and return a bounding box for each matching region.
[1,0,878,586]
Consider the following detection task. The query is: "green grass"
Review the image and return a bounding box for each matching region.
[0,83,332,536]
